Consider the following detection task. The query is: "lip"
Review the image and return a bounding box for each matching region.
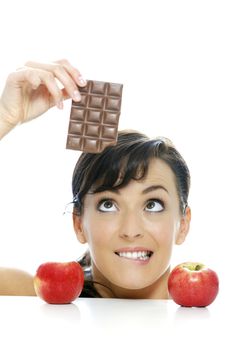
[114,247,154,254]
[114,247,154,265]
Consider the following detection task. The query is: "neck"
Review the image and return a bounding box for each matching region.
[92,264,171,299]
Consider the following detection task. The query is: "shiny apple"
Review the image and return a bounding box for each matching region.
[34,261,84,304]
[168,262,219,307]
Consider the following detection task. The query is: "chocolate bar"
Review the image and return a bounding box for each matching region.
[66,80,123,153]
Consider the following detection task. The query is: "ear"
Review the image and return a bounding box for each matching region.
[175,206,191,245]
[72,213,87,244]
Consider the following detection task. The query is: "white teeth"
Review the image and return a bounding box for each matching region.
[117,251,152,260]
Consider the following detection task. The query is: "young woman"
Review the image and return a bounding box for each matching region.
[0,59,191,298]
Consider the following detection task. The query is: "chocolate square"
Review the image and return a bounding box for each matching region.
[66,80,123,153]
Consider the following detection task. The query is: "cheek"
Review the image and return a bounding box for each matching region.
[82,213,117,248]
[82,214,118,277]
[147,213,179,246]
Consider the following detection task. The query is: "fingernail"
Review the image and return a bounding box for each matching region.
[78,76,87,85]
[73,90,81,102]
[56,100,63,109]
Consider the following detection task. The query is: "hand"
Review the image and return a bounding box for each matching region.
[0,59,86,126]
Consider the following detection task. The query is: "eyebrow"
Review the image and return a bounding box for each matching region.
[142,185,169,194]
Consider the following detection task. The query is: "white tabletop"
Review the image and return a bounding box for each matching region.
[0,295,229,350]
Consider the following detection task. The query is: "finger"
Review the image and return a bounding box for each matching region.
[51,63,82,102]
[35,70,65,108]
[61,87,70,101]
[24,68,64,108]
[6,68,64,110]
[55,58,87,87]
[25,60,84,102]
[27,73,41,90]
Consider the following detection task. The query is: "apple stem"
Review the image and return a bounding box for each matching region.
[195,264,202,271]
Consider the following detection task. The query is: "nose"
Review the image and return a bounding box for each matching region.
[119,211,144,240]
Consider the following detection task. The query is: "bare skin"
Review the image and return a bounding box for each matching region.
[0,59,191,298]
[73,159,191,299]
[0,268,36,296]
[0,59,86,139]
[0,59,86,295]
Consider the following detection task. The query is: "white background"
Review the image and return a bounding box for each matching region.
[0,0,232,303]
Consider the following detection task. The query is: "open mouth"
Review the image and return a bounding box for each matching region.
[115,250,153,261]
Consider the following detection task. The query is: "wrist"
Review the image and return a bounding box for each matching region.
[0,102,16,139]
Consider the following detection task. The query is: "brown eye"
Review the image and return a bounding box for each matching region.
[145,199,164,212]
[103,200,113,209]
[98,199,117,212]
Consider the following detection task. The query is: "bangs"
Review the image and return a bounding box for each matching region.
[88,139,164,194]
[72,130,174,213]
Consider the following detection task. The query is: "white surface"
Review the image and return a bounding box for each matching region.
[0,295,228,349]
[0,0,232,320]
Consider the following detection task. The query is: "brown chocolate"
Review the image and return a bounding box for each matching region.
[66,80,123,153]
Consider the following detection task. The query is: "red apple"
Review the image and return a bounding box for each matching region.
[168,262,219,307]
[34,261,84,304]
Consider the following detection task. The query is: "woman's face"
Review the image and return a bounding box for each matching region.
[74,158,190,298]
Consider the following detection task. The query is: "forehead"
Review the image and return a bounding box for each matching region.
[118,158,179,201]
[82,158,180,211]
[139,158,176,188]
[99,158,177,195]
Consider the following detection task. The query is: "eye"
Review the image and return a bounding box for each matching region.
[97,199,118,212]
[145,199,164,212]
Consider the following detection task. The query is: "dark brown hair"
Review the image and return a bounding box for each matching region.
[72,130,191,297]
[72,130,190,215]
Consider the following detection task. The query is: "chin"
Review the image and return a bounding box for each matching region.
[110,275,155,290]
[109,265,170,292]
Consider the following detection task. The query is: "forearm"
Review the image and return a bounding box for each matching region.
[0,267,36,296]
